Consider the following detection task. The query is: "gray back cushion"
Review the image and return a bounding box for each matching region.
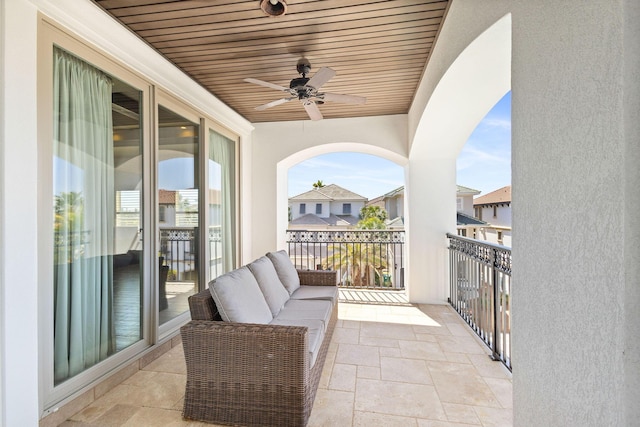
[247,256,290,316]
[209,266,273,324]
[266,250,300,295]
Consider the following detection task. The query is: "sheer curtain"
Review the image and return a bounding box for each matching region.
[53,47,115,383]
[209,130,235,274]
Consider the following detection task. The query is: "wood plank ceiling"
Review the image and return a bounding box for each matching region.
[93,0,449,123]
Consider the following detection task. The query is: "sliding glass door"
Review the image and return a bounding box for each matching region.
[52,47,144,384]
[157,105,200,325]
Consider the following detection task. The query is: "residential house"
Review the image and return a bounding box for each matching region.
[381,186,405,229]
[288,184,366,229]
[474,185,512,246]
[2,1,639,426]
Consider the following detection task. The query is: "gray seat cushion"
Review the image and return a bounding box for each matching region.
[266,250,300,295]
[290,285,339,304]
[247,256,290,316]
[209,266,273,324]
[269,318,326,367]
[276,299,333,332]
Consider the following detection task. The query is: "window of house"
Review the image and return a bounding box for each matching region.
[300,203,306,214]
[159,205,166,222]
[343,203,351,214]
[498,231,503,244]
[476,207,483,221]
[493,205,497,217]
[315,203,322,214]
[457,197,463,211]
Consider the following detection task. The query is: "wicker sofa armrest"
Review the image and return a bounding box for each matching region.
[296,269,338,286]
[188,289,220,320]
[181,320,311,426]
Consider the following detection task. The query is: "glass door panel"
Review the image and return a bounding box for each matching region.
[52,48,143,384]
[208,129,236,278]
[157,105,199,325]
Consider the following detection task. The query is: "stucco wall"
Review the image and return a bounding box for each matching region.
[511,1,638,425]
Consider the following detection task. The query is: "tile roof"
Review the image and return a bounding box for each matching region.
[474,185,512,206]
[456,185,481,195]
[289,184,367,201]
[289,213,360,226]
[457,212,488,226]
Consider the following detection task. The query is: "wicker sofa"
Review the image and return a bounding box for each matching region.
[181,250,339,427]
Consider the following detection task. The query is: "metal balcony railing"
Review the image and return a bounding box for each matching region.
[447,233,512,370]
[286,229,405,289]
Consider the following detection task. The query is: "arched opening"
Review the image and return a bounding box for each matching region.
[276,143,408,251]
[406,13,512,303]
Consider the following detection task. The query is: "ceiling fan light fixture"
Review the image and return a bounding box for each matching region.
[260,0,287,17]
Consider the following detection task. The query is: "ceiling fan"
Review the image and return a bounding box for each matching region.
[244,58,366,121]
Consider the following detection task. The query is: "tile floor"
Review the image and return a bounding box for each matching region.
[62,297,513,426]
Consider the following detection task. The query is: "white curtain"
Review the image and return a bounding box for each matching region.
[53,47,115,383]
[209,130,235,274]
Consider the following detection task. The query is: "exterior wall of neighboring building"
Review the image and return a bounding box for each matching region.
[457,193,476,216]
[328,200,364,217]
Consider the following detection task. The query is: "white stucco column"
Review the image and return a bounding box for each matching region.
[405,157,457,303]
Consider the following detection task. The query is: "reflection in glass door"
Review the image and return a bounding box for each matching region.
[157,106,199,325]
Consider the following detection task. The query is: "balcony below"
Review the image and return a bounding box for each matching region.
[58,290,512,426]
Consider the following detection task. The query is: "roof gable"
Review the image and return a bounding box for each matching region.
[290,184,367,202]
[474,185,512,205]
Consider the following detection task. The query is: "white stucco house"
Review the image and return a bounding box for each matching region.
[474,185,512,246]
[288,184,366,229]
[2,1,639,426]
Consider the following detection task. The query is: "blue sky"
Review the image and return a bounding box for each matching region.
[288,91,512,199]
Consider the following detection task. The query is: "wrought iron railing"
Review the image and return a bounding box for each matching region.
[447,233,512,370]
[286,229,405,289]
[159,227,197,282]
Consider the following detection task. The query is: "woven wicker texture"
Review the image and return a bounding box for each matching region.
[182,269,337,426]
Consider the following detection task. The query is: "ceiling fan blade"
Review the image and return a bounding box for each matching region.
[303,100,323,121]
[320,92,367,105]
[244,78,288,92]
[306,67,336,89]
[255,97,294,111]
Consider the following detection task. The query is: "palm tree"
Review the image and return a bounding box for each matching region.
[323,242,387,287]
[312,180,325,189]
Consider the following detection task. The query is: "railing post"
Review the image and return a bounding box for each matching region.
[491,247,500,361]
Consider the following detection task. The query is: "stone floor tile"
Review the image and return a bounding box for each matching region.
[332,326,361,344]
[329,363,357,392]
[446,323,474,337]
[307,389,354,427]
[436,335,487,355]
[355,378,447,420]
[90,404,139,426]
[359,335,400,347]
[335,343,380,366]
[442,402,482,425]
[417,420,479,427]
[466,354,512,379]
[380,356,433,385]
[473,406,514,427]
[354,411,418,426]
[483,377,513,409]
[142,344,186,375]
[399,340,447,361]
[379,346,403,357]
[357,365,380,380]
[430,369,501,408]
[121,407,193,426]
[360,321,416,340]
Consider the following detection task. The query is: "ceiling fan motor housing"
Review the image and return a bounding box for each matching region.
[290,77,313,99]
